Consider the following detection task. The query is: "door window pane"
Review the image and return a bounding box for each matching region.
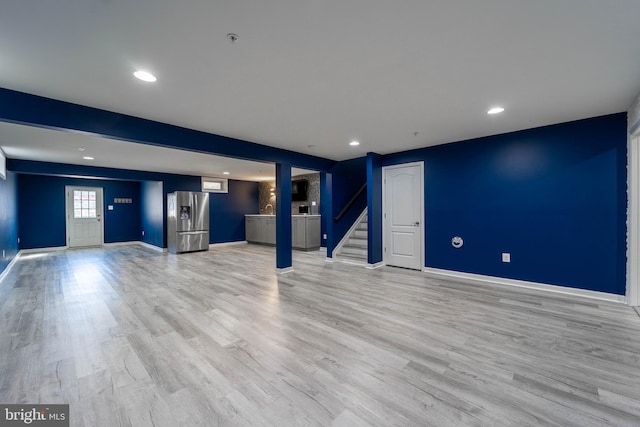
[73,190,98,218]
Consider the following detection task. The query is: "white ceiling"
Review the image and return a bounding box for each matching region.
[1,0,640,178]
[0,122,315,181]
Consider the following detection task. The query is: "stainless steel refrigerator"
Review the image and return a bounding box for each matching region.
[167,191,210,254]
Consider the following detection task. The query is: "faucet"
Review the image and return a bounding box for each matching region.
[264,204,274,215]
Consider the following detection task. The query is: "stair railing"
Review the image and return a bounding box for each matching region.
[334,183,366,222]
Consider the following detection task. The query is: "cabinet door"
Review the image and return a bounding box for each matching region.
[245,217,260,242]
[265,218,276,245]
[305,217,321,248]
[292,217,306,248]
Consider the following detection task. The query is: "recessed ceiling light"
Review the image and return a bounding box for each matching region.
[133,70,157,82]
[487,107,505,115]
[223,171,230,175]
[83,156,94,160]
[350,140,360,146]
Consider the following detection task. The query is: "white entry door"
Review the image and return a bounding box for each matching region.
[66,186,103,248]
[383,162,424,269]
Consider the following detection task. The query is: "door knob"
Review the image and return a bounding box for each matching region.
[414,221,420,226]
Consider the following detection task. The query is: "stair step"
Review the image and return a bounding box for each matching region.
[347,238,367,248]
[336,252,367,263]
[341,245,367,256]
[353,230,367,238]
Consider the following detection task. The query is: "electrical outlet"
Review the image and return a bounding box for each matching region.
[2,250,5,258]
[502,253,511,263]
[17,237,20,243]
[323,234,327,239]
[142,230,145,236]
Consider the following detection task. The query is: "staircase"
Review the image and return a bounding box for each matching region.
[334,210,368,264]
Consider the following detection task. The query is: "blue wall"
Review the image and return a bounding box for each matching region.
[209,180,259,243]
[140,181,163,248]
[17,174,141,249]
[0,171,18,275]
[10,161,260,249]
[330,157,368,245]
[383,113,627,295]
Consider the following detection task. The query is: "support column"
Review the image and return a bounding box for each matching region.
[320,172,333,258]
[275,162,293,273]
[366,152,383,267]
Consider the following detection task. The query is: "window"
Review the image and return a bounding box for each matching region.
[202,177,228,193]
[73,190,97,218]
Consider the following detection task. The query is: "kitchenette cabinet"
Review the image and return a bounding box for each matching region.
[245,215,320,250]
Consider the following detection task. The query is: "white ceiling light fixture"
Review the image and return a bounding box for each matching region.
[133,70,157,83]
[350,140,360,146]
[82,156,94,160]
[223,171,230,175]
[487,107,505,115]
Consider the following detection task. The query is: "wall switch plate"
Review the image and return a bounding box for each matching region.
[311,201,316,206]
[108,205,114,211]
[323,234,327,239]
[142,230,145,236]
[502,253,511,263]
[2,250,5,258]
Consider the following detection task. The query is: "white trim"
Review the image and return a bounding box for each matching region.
[366,261,385,269]
[423,267,626,304]
[382,161,425,270]
[628,134,640,306]
[19,246,67,254]
[333,208,368,256]
[0,252,21,284]
[325,257,335,263]
[137,241,166,252]
[103,241,139,247]
[276,266,294,275]
[334,257,367,267]
[209,241,248,248]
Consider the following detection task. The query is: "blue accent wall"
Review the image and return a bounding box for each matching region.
[320,172,333,253]
[0,171,18,275]
[10,161,259,249]
[140,181,163,248]
[330,157,367,245]
[366,153,383,265]
[276,163,293,269]
[383,113,627,295]
[17,174,141,249]
[209,180,259,243]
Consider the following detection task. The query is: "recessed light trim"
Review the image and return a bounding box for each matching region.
[350,140,360,146]
[83,156,94,160]
[133,70,157,82]
[487,107,505,115]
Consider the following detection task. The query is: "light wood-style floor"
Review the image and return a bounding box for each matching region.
[1,244,639,426]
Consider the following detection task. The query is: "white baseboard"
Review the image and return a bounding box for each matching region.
[422,267,626,304]
[366,261,385,270]
[137,241,166,252]
[325,257,335,263]
[0,252,22,284]
[276,266,294,275]
[209,241,248,248]
[104,241,139,247]
[19,246,67,254]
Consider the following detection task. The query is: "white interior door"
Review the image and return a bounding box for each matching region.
[383,162,424,269]
[66,186,103,248]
